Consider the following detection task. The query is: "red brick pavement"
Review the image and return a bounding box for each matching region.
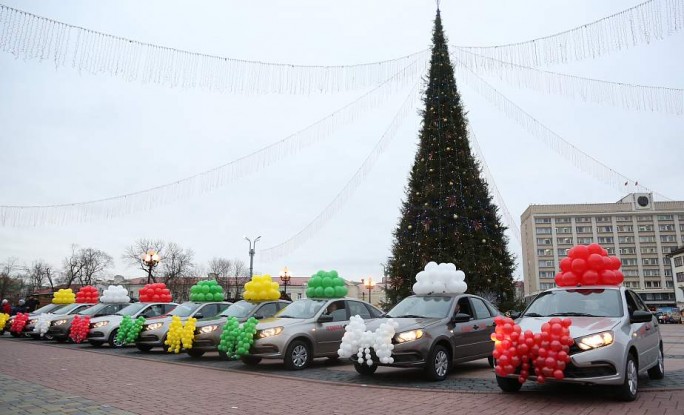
[0,340,682,415]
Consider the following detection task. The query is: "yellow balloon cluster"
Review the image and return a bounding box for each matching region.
[243,274,280,302]
[52,288,75,304]
[165,316,197,353]
[0,313,9,328]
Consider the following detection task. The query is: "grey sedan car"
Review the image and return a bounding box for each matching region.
[358,294,499,381]
[135,301,232,352]
[242,297,383,370]
[497,286,663,401]
[5,303,67,335]
[88,302,178,347]
[189,300,290,358]
[26,303,95,339]
[46,302,130,342]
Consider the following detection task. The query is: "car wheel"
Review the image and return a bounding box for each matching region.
[88,340,104,347]
[354,361,378,376]
[647,347,665,380]
[284,340,311,370]
[55,337,67,343]
[617,353,638,401]
[136,344,153,352]
[424,345,450,381]
[10,331,20,338]
[218,351,231,360]
[496,375,523,393]
[240,355,262,366]
[109,329,125,348]
[487,356,495,368]
[187,350,205,358]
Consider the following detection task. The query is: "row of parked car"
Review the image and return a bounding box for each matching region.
[2,285,665,401]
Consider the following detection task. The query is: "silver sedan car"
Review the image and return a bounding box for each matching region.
[5,303,67,336]
[359,294,499,381]
[242,297,383,370]
[189,300,290,358]
[497,286,663,401]
[135,301,232,352]
[88,302,178,347]
[46,302,130,342]
[26,303,95,339]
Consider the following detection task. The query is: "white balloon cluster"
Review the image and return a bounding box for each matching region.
[100,285,131,303]
[412,261,467,295]
[338,315,398,366]
[33,313,54,337]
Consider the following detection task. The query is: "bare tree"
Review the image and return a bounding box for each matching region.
[1,257,21,300]
[160,243,195,285]
[79,248,113,286]
[122,239,165,282]
[26,260,52,293]
[61,244,84,288]
[207,257,232,292]
[230,258,249,300]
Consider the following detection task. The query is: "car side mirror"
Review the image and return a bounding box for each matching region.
[254,314,264,320]
[630,310,653,324]
[318,314,334,323]
[451,313,471,323]
[194,313,204,319]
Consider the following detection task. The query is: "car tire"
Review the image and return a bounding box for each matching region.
[187,350,205,358]
[424,345,450,381]
[616,353,638,401]
[647,347,665,380]
[88,340,104,347]
[55,337,67,343]
[218,351,231,360]
[354,361,378,376]
[496,375,523,393]
[284,339,312,370]
[240,355,262,366]
[136,344,153,352]
[10,331,20,338]
[487,356,495,368]
[109,329,124,348]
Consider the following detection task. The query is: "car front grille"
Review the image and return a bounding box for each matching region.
[564,361,617,378]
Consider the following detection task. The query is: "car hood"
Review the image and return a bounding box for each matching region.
[90,315,124,325]
[256,317,309,330]
[517,316,622,337]
[195,316,230,327]
[367,317,443,333]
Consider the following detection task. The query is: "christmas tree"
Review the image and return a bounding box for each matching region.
[386,10,516,309]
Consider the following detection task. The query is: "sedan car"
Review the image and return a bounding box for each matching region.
[46,302,130,342]
[5,303,67,335]
[26,303,95,339]
[357,294,499,380]
[135,301,232,352]
[497,286,663,401]
[242,297,383,370]
[88,302,178,347]
[189,300,290,358]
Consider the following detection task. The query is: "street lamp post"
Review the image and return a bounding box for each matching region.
[244,235,261,281]
[362,277,375,304]
[140,250,161,284]
[280,266,291,296]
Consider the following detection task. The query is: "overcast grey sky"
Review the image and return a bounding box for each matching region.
[1,0,682,283]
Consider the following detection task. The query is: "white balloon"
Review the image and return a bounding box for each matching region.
[424,261,438,271]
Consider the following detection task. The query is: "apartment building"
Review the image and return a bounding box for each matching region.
[667,246,684,308]
[521,193,684,308]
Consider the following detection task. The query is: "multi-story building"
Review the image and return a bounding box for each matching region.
[521,193,684,308]
[666,246,684,309]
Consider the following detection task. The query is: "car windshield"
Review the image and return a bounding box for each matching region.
[78,303,108,316]
[53,303,84,315]
[169,303,202,317]
[276,299,327,319]
[387,296,454,318]
[116,303,147,316]
[524,289,623,318]
[33,303,64,314]
[221,301,257,318]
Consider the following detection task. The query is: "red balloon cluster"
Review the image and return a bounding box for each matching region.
[492,316,573,384]
[555,243,624,287]
[69,315,91,343]
[10,312,29,333]
[139,283,172,303]
[76,286,99,303]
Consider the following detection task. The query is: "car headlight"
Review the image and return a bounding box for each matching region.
[92,321,109,328]
[576,331,614,351]
[257,327,283,338]
[198,325,219,334]
[145,322,164,331]
[53,319,68,326]
[394,329,424,343]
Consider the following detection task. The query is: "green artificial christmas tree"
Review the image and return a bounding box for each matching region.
[386,10,516,309]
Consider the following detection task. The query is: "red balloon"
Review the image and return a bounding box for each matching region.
[587,254,604,271]
[559,257,573,273]
[600,248,608,256]
[587,243,603,255]
[544,357,557,368]
[581,270,599,285]
[553,369,565,380]
[554,272,563,286]
[550,340,562,352]
[610,256,622,270]
[561,272,578,286]
[601,256,612,269]
[573,245,589,259]
[601,270,617,285]
[152,294,160,301]
[614,270,625,285]
[567,247,577,258]
[571,258,588,274]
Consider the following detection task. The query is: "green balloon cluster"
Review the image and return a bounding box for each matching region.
[190,280,224,302]
[306,270,347,298]
[217,317,259,359]
[115,315,146,344]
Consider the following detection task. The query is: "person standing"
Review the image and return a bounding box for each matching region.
[1,299,11,314]
[25,295,39,313]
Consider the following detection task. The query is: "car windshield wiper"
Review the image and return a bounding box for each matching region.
[522,312,544,317]
[391,314,424,318]
[547,312,598,317]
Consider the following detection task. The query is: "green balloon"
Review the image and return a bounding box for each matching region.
[201,286,210,294]
[333,277,344,287]
[306,287,315,297]
[324,287,334,297]
[334,286,346,297]
[190,286,198,294]
[322,277,332,287]
[213,293,223,301]
[196,293,205,301]
[309,276,322,288]
[329,270,339,278]
[314,287,324,297]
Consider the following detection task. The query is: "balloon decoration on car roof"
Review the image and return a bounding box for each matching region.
[52,288,76,304]
[555,243,623,287]
[100,285,131,303]
[412,262,467,295]
[305,270,348,299]
[139,283,172,303]
[75,286,99,303]
[189,280,225,302]
[243,275,281,301]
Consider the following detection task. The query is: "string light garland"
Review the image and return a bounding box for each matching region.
[0,4,428,94]
[453,0,684,67]
[451,47,684,115]
[0,61,423,227]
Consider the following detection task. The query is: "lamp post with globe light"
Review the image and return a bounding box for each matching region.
[362,277,376,304]
[280,267,291,297]
[140,250,161,284]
